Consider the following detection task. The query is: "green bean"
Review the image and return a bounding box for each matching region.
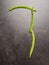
[9,6,36,12]
[9,6,36,58]
[29,9,35,58]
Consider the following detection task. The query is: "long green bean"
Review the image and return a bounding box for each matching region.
[9,6,36,58]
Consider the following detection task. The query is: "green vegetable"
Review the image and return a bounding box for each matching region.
[9,6,36,58]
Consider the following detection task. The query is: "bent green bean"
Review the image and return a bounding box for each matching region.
[9,6,36,58]
[9,6,36,12]
[29,9,35,58]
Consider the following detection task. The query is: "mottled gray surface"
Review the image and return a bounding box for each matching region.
[0,0,49,65]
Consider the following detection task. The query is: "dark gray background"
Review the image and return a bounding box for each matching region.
[0,0,49,65]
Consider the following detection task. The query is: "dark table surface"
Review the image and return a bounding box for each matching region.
[0,0,49,65]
